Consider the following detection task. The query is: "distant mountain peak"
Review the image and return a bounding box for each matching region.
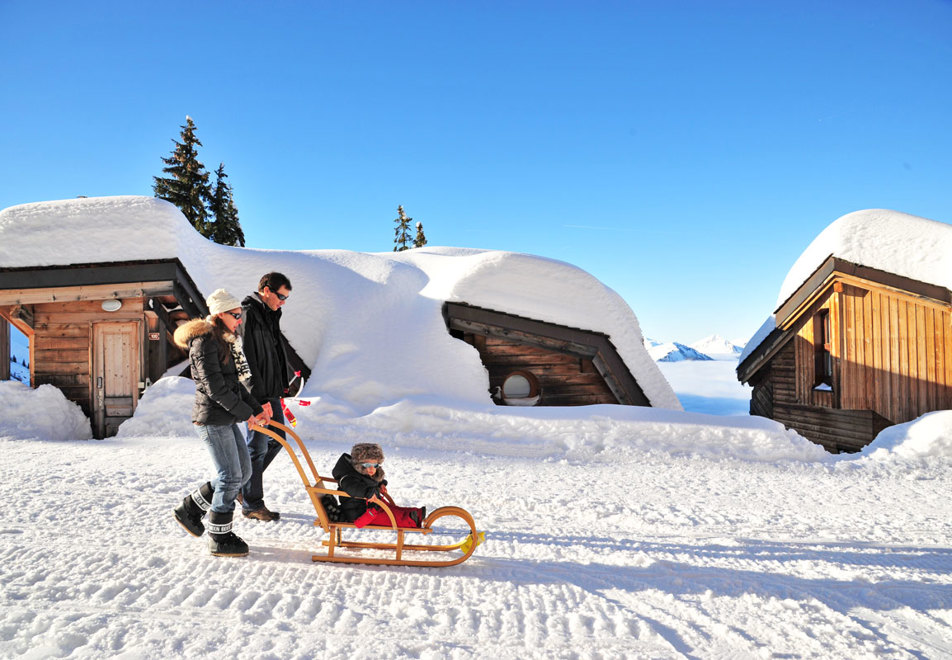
[689,334,743,359]
[643,338,713,362]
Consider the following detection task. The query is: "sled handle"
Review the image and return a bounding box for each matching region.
[368,494,399,531]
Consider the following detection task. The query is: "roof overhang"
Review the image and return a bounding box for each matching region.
[0,259,207,317]
[443,301,650,406]
[737,255,952,383]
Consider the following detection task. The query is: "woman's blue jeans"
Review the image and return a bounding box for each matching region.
[195,423,252,513]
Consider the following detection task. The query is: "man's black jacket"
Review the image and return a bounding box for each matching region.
[240,293,290,400]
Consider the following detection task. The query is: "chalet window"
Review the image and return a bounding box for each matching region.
[500,370,540,406]
[813,309,833,389]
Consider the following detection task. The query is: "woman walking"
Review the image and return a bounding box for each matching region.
[172,288,270,556]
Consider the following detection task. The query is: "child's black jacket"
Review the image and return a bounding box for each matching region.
[332,453,387,522]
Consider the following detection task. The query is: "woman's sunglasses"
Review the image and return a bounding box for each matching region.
[360,462,381,469]
[226,311,242,320]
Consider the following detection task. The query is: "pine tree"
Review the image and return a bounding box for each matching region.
[413,221,427,248]
[208,163,246,246]
[393,205,412,252]
[153,116,213,237]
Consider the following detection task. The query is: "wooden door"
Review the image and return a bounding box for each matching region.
[92,322,140,438]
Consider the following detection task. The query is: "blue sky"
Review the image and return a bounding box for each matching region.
[2,1,951,344]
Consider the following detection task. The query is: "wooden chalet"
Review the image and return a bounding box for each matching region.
[443,302,650,407]
[737,256,952,453]
[0,259,206,438]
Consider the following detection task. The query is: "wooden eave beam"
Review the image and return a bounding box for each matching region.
[736,325,788,384]
[774,255,952,327]
[448,317,598,358]
[171,261,207,317]
[0,282,176,306]
[145,297,174,330]
[0,259,208,317]
[738,255,952,385]
[773,256,837,329]
[590,337,650,406]
[737,276,837,384]
[0,306,34,335]
[172,280,205,318]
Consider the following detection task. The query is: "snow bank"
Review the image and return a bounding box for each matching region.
[0,196,678,414]
[0,372,821,463]
[855,410,952,464]
[115,377,196,439]
[741,208,952,363]
[209,389,826,463]
[0,380,91,441]
[92,376,952,466]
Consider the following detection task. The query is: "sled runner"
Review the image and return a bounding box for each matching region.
[250,420,484,567]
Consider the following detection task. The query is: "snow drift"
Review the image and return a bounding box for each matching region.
[0,380,91,441]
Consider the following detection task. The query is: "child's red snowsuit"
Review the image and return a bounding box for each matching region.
[354,504,424,528]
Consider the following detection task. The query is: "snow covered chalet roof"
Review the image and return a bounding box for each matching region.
[0,195,680,412]
[740,208,952,364]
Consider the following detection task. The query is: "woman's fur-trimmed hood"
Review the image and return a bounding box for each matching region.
[173,317,239,349]
[173,318,214,349]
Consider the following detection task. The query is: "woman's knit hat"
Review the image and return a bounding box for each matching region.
[206,288,242,316]
[351,443,384,464]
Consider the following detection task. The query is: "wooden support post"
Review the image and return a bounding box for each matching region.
[0,316,9,380]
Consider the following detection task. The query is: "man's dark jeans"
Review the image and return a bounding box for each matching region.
[241,398,285,511]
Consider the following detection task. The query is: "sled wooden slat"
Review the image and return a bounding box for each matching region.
[250,420,482,567]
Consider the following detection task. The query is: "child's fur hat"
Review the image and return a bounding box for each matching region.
[350,443,384,465]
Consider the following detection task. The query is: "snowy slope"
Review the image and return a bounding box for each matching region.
[0,196,679,412]
[741,208,952,363]
[1,382,951,658]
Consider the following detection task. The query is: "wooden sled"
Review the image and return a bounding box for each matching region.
[250,420,483,567]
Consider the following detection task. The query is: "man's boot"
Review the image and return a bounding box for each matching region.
[173,482,213,537]
[207,510,249,557]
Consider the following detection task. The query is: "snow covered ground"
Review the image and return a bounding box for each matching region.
[1,198,950,657]
[2,377,951,659]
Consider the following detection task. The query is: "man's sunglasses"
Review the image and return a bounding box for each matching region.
[360,462,381,469]
[267,287,289,301]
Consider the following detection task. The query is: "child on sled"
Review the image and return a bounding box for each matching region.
[331,443,426,528]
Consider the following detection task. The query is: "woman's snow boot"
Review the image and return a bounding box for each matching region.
[207,511,249,557]
[173,482,214,537]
